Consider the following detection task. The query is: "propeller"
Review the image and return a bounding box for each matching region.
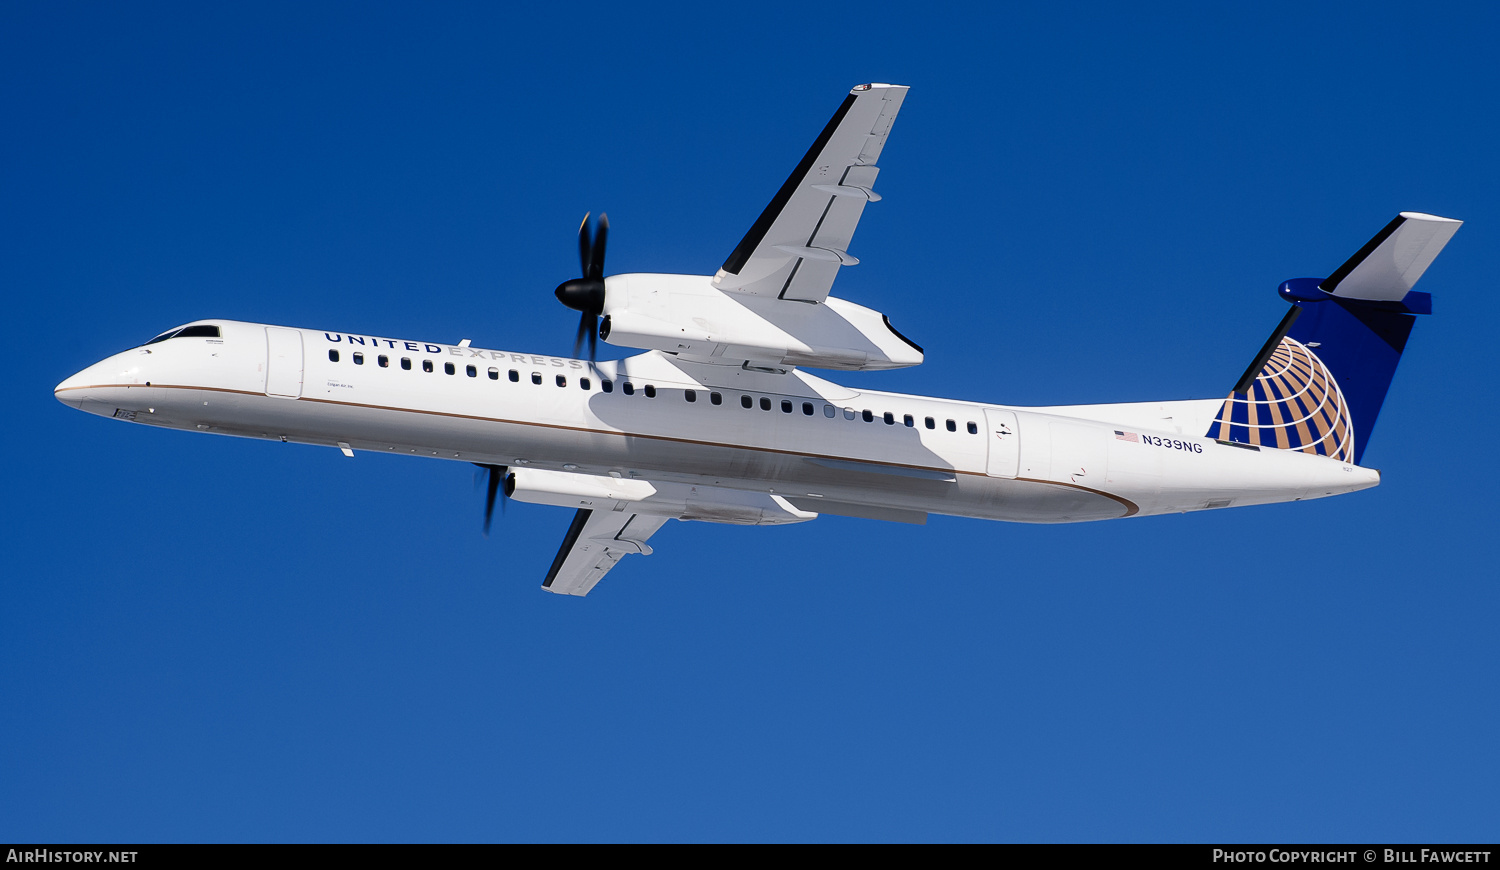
[554,212,609,360]
[474,463,508,535]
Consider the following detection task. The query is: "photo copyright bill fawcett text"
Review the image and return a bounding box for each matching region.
[1213,851,1492,864]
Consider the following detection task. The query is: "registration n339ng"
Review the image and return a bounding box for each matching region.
[55,83,1461,596]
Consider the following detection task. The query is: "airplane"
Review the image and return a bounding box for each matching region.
[54,83,1461,597]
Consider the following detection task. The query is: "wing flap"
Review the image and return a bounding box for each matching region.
[542,508,670,597]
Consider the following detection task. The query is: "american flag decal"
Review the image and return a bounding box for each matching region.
[1114,430,1138,442]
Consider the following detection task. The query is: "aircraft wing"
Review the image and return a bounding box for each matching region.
[712,83,908,304]
[542,508,670,597]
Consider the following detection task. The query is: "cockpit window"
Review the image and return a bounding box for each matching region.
[144,324,221,345]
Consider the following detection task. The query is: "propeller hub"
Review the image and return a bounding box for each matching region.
[554,278,605,314]
[560,212,610,360]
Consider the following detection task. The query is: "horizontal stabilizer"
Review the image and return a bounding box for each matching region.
[1321,212,1462,302]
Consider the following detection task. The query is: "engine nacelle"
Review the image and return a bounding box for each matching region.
[597,273,922,371]
[506,468,818,526]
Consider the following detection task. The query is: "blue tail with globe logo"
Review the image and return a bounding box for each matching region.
[1207,213,1460,466]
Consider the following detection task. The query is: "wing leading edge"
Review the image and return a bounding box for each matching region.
[713,83,908,304]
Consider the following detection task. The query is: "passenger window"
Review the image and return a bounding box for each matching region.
[760,397,772,411]
[508,370,519,382]
[556,375,567,387]
[741,395,753,409]
[823,404,835,418]
[843,408,856,420]
[883,412,894,425]
[862,410,874,423]
[466,365,477,377]
[925,416,935,429]
[602,380,613,393]
[968,421,979,434]
[781,400,792,413]
[488,367,499,380]
[644,385,656,398]
[531,372,542,385]
[580,378,591,390]
[444,362,456,375]
[623,382,635,396]
[423,360,434,373]
[710,392,722,405]
[328,349,340,362]
[946,419,956,432]
[401,357,412,370]
[904,414,914,427]
[353,352,364,365]
[378,355,389,368]
[685,390,697,403]
[803,402,814,416]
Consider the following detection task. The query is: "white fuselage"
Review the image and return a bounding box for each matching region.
[55,320,1379,525]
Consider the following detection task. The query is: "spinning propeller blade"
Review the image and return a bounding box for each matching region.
[554,212,609,361]
[474,463,508,535]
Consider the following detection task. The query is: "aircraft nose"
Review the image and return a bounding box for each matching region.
[54,368,90,408]
[55,357,125,411]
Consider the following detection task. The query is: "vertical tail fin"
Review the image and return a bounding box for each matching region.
[1207,213,1460,465]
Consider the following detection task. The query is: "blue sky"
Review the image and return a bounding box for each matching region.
[4,1,1497,842]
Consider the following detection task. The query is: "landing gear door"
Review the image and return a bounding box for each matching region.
[265,327,304,398]
[983,408,1019,479]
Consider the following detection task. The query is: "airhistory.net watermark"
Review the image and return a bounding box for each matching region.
[5,851,137,863]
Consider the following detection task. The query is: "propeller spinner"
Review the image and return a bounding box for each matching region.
[554,212,609,360]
